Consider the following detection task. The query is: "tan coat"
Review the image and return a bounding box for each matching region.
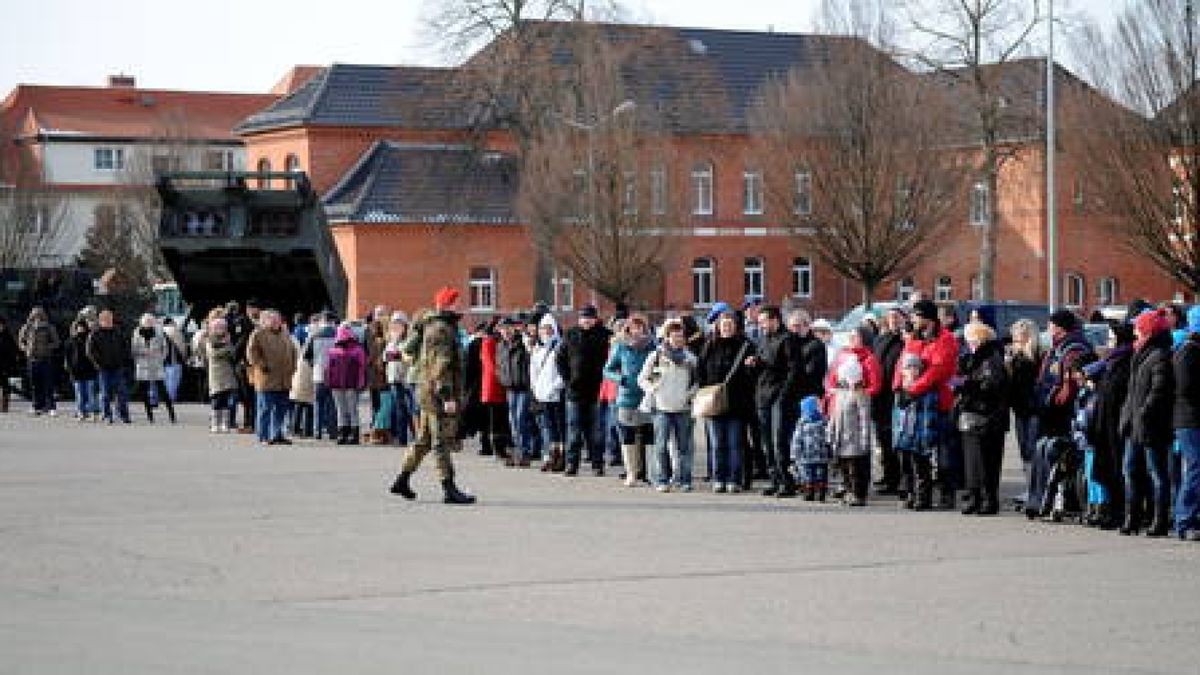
[246,326,297,392]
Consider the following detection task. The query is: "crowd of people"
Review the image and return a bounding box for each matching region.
[1,288,1198,540]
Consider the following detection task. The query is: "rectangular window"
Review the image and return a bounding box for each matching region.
[151,155,182,174]
[794,171,812,216]
[622,171,637,216]
[692,165,713,216]
[969,180,990,226]
[552,268,574,311]
[94,147,124,171]
[650,166,666,215]
[203,150,233,171]
[1072,176,1085,212]
[743,170,764,215]
[743,257,765,299]
[934,276,953,302]
[469,267,496,311]
[896,277,915,303]
[791,257,812,298]
[692,259,715,307]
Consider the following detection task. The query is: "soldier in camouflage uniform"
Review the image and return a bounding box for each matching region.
[389,287,476,505]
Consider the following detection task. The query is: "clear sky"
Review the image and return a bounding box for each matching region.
[0,0,1120,95]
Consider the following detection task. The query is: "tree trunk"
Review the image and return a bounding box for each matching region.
[862,280,876,310]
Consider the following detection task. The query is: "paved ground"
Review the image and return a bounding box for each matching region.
[1,401,1198,674]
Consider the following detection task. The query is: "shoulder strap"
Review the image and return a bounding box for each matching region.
[723,340,750,385]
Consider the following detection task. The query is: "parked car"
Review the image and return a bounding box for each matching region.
[830,301,903,349]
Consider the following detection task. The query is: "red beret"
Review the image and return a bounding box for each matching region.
[434,287,461,309]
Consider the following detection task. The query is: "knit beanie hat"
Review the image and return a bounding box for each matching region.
[1049,309,1079,331]
[912,300,938,322]
[1134,307,1171,339]
[799,395,823,422]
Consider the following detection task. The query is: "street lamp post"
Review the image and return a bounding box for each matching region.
[1046,0,1058,313]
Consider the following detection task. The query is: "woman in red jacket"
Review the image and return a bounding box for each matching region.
[826,327,883,506]
[479,325,513,460]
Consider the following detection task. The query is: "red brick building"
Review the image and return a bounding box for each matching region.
[234,23,1178,320]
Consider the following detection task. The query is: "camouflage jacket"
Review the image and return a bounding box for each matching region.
[411,311,463,408]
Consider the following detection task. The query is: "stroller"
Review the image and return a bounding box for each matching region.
[1037,435,1086,522]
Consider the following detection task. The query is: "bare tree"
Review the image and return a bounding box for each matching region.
[1065,0,1200,294]
[0,123,71,270]
[517,31,697,306]
[752,7,972,307]
[899,0,1043,301]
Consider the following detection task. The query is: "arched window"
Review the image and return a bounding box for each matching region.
[1065,272,1086,309]
[1097,276,1119,306]
[256,158,271,189]
[791,256,813,299]
[692,257,715,307]
[691,162,714,216]
[896,276,915,303]
[743,256,765,300]
[934,275,953,302]
[284,154,301,188]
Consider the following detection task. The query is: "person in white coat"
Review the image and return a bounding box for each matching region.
[638,320,699,492]
[530,314,567,472]
[130,313,175,423]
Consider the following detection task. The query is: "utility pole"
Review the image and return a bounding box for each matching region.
[1046,0,1058,313]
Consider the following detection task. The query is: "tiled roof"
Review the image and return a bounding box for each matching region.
[236,65,475,135]
[236,22,866,135]
[1,85,278,141]
[270,65,323,95]
[322,141,518,224]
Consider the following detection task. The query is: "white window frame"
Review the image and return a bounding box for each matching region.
[469,267,496,312]
[94,147,125,171]
[650,166,667,215]
[1097,276,1118,306]
[794,170,812,216]
[692,163,714,216]
[284,154,301,173]
[934,275,953,302]
[969,180,990,226]
[743,170,764,216]
[692,257,715,308]
[1065,272,1085,309]
[743,256,765,300]
[896,276,916,303]
[791,256,813,299]
[552,268,574,311]
[1073,176,1085,211]
[622,171,637,216]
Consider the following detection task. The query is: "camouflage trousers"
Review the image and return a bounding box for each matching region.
[401,410,459,480]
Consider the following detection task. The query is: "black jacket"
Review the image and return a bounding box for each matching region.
[1090,346,1132,496]
[86,327,130,371]
[872,330,904,417]
[1173,336,1200,430]
[754,328,802,408]
[0,327,17,376]
[697,334,758,418]
[556,324,612,403]
[1120,332,1176,448]
[794,332,827,400]
[64,331,98,381]
[954,340,1010,434]
[496,337,531,391]
[1005,344,1043,419]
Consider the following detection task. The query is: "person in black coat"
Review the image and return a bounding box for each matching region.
[955,323,1010,515]
[698,310,758,493]
[459,321,492,453]
[1119,309,1176,537]
[1086,323,1134,529]
[556,305,613,474]
[0,315,18,413]
[496,315,534,466]
[751,306,803,497]
[1171,306,1200,541]
[64,318,100,420]
[872,307,907,493]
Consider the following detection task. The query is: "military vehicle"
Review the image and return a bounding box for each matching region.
[155,171,347,320]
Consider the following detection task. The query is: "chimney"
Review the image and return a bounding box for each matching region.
[107,74,136,88]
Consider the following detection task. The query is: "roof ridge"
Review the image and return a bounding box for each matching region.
[5,83,278,98]
[527,19,843,40]
[302,66,336,122]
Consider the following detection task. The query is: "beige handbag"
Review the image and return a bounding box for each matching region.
[691,341,750,418]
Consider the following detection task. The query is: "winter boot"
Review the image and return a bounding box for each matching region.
[776,470,798,499]
[349,427,361,445]
[961,489,981,516]
[913,457,934,511]
[390,471,417,500]
[442,474,476,505]
[978,490,1000,516]
[336,426,351,445]
[1146,502,1170,538]
[1119,503,1142,536]
[1096,503,1118,530]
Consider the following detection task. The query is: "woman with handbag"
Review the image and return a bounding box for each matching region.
[955,322,1011,516]
[604,314,657,487]
[696,310,756,493]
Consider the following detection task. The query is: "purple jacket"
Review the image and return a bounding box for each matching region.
[324,326,367,390]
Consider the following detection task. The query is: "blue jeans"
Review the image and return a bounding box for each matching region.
[256,390,290,442]
[314,383,336,439]
[565,400,599,467]
[28,360,55,412]
[1013,414,1038,464]
[164,364,183,402]
[758,399,798,485]
[72,379,98,415]
[707,416,743,485]
[536,400,566,457]
[1124,439,1170,513]
[1084,449,1109,505]
[389,383,413,445]
[1174,428,1200,534]
[507,390,533,459]
[653,411,694,488]
[97,368,130,422]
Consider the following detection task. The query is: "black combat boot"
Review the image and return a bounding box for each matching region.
[390,471,416,500]
[442,475,476,505]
